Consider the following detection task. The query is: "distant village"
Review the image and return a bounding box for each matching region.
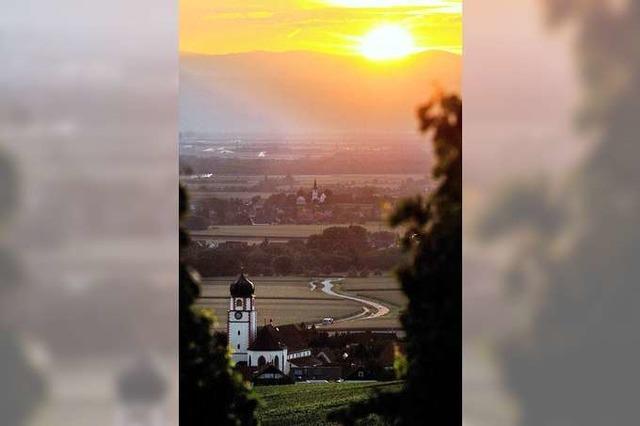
[179,178,414,276]
[182,175,428,228]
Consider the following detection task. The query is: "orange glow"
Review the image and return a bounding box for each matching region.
[180,0,461,56]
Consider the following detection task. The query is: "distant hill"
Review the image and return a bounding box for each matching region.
[180,50,461,134]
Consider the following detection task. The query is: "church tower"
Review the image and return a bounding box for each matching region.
[228,272,257,365]
[311,178,319,202]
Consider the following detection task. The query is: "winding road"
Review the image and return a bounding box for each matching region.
[312,278,390,324]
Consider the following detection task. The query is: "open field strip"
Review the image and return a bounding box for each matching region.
[337,276,406,313]
[255,381,404,426]
[198,276,363,329]
[337,277,407,309]
[199,298,363,330]
[198,276,404,330]
[336,292,405,329]
[339,275,401,290]
[329,276,406,329]
[185,173,424,186]
[191,222,393,240]
[352,290,407,308]
[316,278,390,322]
[201,277,340,300]
[189,191,274,200]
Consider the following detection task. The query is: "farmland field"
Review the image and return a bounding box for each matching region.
[198,276,405,330]
[198,276,363,330]
[329,276,406,329]
[191,223,394,240]
[183,173,425,188]
[350,290,407,309]
[201,277,336,299]
[339,276,403,291]
[189,191,274,200]
[255,381,403,425]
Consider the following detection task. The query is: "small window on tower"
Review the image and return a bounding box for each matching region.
[237,344,240,349]
[238,330,240,335]
[236,298,243,308]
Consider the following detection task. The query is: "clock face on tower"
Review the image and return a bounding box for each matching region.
[234,311,243,320]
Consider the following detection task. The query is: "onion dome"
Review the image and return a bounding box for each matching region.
[230,272,255,297]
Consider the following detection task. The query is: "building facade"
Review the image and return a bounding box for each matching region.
[228,273,312,375]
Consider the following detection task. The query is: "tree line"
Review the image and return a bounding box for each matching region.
[183,226,402,277]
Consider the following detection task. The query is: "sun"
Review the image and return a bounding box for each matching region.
[358,24,418,61]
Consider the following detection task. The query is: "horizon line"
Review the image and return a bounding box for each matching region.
[179,47,462,58]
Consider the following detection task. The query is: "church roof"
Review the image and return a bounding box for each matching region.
[249,325,284,351]
[275,324,310,352]
[248,324,310,352]
[230,272,255,297]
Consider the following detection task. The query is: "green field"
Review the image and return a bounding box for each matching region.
[255,381,404,425]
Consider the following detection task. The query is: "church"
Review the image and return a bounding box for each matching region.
[227,273,312,376]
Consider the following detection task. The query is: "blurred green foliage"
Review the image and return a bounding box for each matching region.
[179,185,259,425]
[0,148,45,426]
[329,94,462,425]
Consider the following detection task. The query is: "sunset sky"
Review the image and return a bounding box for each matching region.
[180,0,461,57]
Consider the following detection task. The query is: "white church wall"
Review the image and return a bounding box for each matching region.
[250,310,257,341]
[248,349,289,374]
[228,298,256,365]
[228,320,250,352]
